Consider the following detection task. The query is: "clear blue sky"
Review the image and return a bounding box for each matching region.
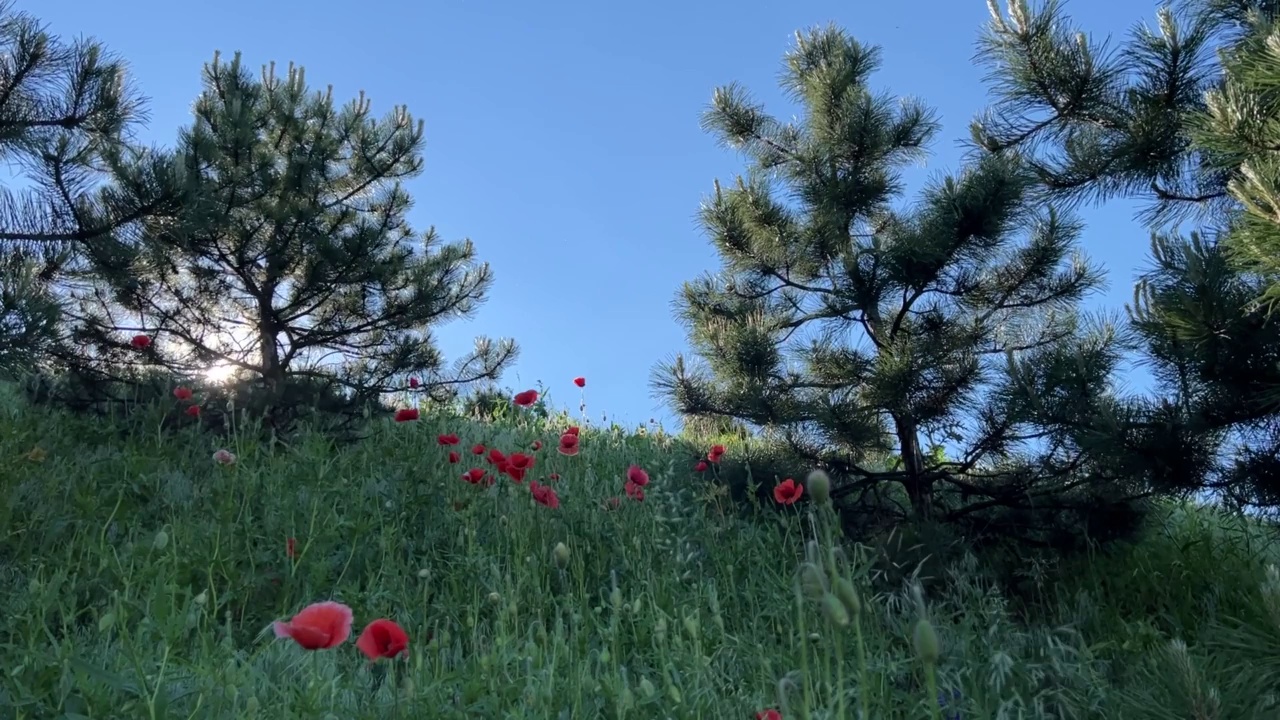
[33,0,1162,427]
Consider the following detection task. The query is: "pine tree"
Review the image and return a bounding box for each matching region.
[654,26,1154,537]
[1193,17,1280,305]
[60,53,516,421]
[0,1,181,375]
[975,0,1280,512]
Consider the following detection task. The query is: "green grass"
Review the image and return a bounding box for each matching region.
[1,390,1279,719]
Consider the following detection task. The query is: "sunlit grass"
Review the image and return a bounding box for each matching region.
[0,392,1277,719]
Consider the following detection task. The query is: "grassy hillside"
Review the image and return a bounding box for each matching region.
[1,389,1278,719]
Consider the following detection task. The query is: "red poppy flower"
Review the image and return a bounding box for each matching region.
[462,468,486,484]
[129,334,151,349]
[602,496,621,510]
[448,451,460,464]
[708,444,726,463]
[185,405,201,418]
[557,433,580,457]
[394,408,419,422]
[624,480,645,501]
[173,386,193,401]
[573,376,586,388]
[547,473,560,481]
[530,481,560,509]
[505,452,535,482]
[757,711,782,720]
[513,389,538,407]
[286,537,298,559]
[437,433,460,446]
[486,448,508,473]
[356,618,409,661]
[408,377,420,388]
[471,443,485,455]
[773,478,803,505]
[566,426,580,436]
[626,464,649,487]
[694,461,708,472]
[272,601,353,650]
[531,439,542,451]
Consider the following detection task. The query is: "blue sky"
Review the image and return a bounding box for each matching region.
[32,0,1162,427]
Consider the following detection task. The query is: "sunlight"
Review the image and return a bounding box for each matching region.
[203,362,237,384]
[198,320,257,385]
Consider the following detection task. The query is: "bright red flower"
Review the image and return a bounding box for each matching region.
[129,334,151,349]
[547,473,560,481]
[173,386,193,401]
[530,481,560,509]
[486,448,509,473]
[694,461,708,472]
[462,468,486,484]
[756,711,782,720]
[531,439,542,451]
[708,444,726,463]
[513,389,538,407]
[408,377,420,388]
[566,426,580,436]
[272,601,353,650]
[557,433,580,457]
[505,452,535,482]
[448,451,460,464]
[573,376,586,388]
[624,480,645,501]
[471,443,485,455]
[185,405,201,418]
[437,433,460,446]
[394,408,419,422]
[773,478,803,505]
[356,618,409,661]
[286,537,298,559]
[626,464,649,487]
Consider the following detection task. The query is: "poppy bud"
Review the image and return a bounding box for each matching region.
[553,542,571,570]
[245,696,260,716]
[639,677,656,698]
[610,586,623,610]
[806,469,831,505]
[913,618,940,665]
[821,592,850,627]
[194,590,208,606]
[833,577,861,619]
[417,568,430,579]
[599,649,611,664]
[799,562,827,599]
[667,683,683,703]
[654,617,668,644]
[153,529,169,550]
[683,615,700,639]
[488,592,501,605]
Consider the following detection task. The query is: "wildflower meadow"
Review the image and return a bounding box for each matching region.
[1,378,1278,719]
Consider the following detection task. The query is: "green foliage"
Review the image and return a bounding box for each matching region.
[977,0,1280,513]
[655,25,1153,542]
[972,0,1247,225]
[1,390,1278,717]
[0,1,183,374]
[1193,15,1280,305]
[54,52,516,427]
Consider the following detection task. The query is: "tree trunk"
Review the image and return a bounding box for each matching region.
[894,414,931,520]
